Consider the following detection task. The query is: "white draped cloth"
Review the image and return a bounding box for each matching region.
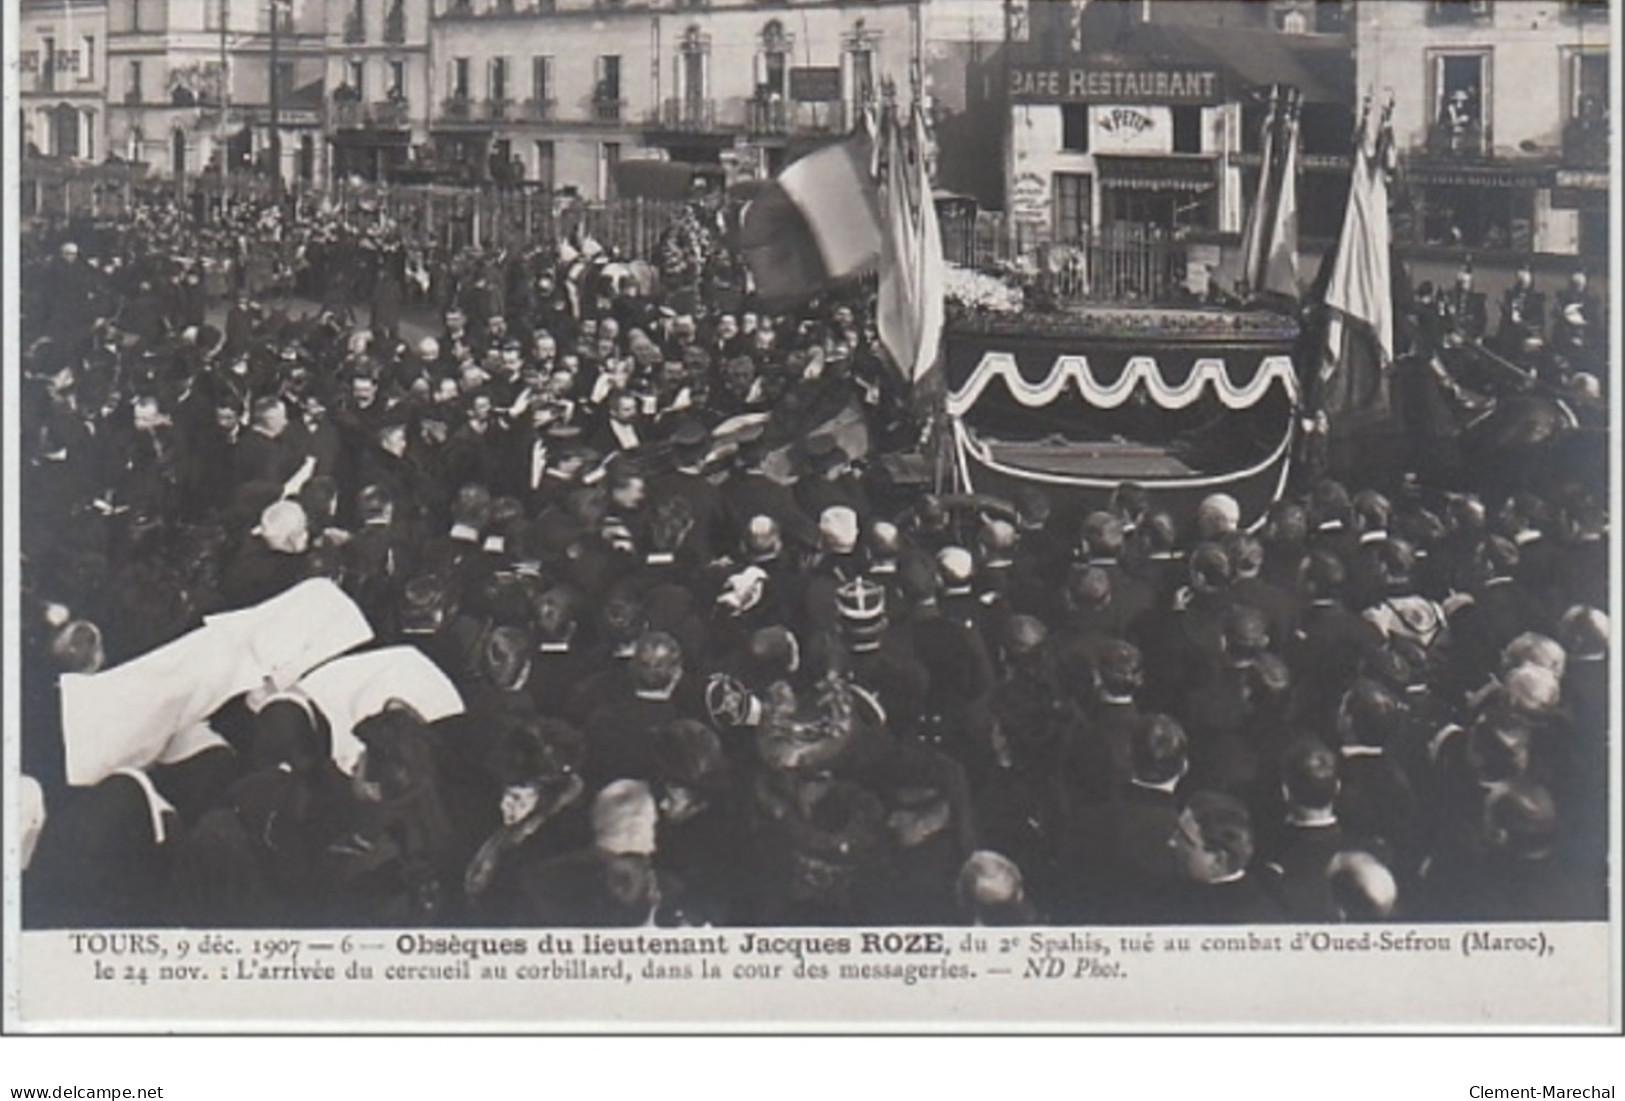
[59,580,374,787]
[297,647,465,775]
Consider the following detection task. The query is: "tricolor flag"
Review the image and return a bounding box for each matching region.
[1238,85,1301,301]
[877,104,947,387]
[1319,96,1398,435]
[1237,88,1280,296]
[739,137,884,303]
[1263,96,1301,299]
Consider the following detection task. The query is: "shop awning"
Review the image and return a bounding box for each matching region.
[1095,155,1217,191]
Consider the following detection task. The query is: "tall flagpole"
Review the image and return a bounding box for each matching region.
[220,0,230,207]
[269,0,286,201]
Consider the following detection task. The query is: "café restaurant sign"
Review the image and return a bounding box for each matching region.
[1010,65,1224,105]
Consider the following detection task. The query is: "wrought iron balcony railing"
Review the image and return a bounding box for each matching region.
[520,97,556,122]
[747,97,788,136]
[659,97,716,132]
[1426,121,1493,160]
[372,99,410,127]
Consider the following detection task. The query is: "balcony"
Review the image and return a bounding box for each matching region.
[590,97,624,124]
[334,97,412,129]
[372,99,410,128]
[520,98,556,122]
[1426,121,1492,161]
[658,97,717,133]
[747,97,787,137]
[124,88,142,105]
[332,99,366,128]
[383,3,407,42]
[37,69,58,94]
[440,95,476,122]
[485,97,514,121]
[343,9,366,43]
[438,0,557,16]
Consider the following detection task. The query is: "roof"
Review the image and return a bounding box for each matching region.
[1134,25,1354,104]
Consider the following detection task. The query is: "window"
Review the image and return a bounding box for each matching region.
[132,0,142,32]
[388,60,405,97]
[762,50,787,97]
[452,57,471,99]
[1571,52,1609,120]
[343,0,365,42]
[1429,0,1492,22]
[490,56,509,103]
[1054,172,1091,242]
[1562,0,1606,15]
[1565,52,1608,166]
[1419,185,1532,250]
[81,36,95,81]
[1103,184,1216,234]
[1061,105,1089,152]
[1280,9,1308,33]
[595,55,621,101]
[850,48,874,105]
[1172,106,1202,153]
[532,56,553,105]
[680,27,709,111]
[1430,51,1490,157]
[759,20,790,100]
[535,139,555,190]
[348,59,365,99]
[127,59,143,102]
[41,37,56,91]
[1313,0,1350,34]
[275,61,295,101]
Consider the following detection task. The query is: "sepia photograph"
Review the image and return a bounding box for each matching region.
[2,0,1619,1036]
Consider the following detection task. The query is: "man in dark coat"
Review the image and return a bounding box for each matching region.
[648,420,727,564]
[233,395,310,492]
[721,437,819,550]
[1064,714,1190,924]
[512,781,674,926]
[582,631,690,790]
[1333,679,1424,882]
[1163,791,1290,924]
[1258,739,1352,922]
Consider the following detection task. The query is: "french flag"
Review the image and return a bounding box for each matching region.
[739,136,884,302]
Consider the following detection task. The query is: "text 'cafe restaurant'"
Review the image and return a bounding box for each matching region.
[1004,31,1355,250]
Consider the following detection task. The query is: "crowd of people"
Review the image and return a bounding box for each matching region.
[16,189,1611,930]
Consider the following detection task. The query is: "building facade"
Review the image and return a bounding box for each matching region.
[19,0,110,163]
[104,0,329,183]
[1004,0,1357,254]
[1356,0,1611,268]
[423,0,942,198]
[324,0,431,181]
